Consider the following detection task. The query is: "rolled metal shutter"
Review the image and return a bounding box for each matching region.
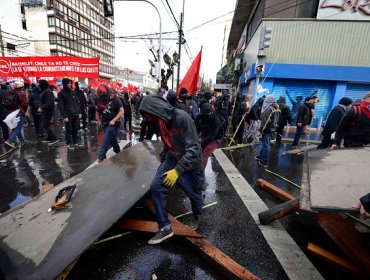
[273,79,335,127]
[345,83,370,103]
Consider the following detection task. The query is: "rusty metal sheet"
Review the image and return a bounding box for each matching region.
[0,141,161,280]
[305,147,370,211]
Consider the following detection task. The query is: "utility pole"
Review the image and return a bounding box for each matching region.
[176,12,183,89]
[0,24,4,56]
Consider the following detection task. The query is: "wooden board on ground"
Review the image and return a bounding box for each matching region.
[0,141,161,280]
[306,147,370,211]
[318,212,370,278]
[283,144,317,155]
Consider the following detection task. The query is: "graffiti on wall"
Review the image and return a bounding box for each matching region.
[271,82,335,127]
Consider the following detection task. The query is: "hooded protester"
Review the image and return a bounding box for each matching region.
[332,92,370,149]
[122,92,132,132]
[87,88,98,124]
[199,91,212,110]
[38,79,58,145]
[3,81,28,149]
[317,97,353,149]
[232,94,250,145]
[96,84,124,163]
[58,78,81,149]
[195,103,225,167]
[216,92,231,130]
[75,81,88,131]
[139,95,205,245]
[276,96,292,144]
[291,96,314,148]
[243,96,265,143]
[255,95,280,167]
[174,87,191,114]
[26,83,44,138]
[166,89,177,107]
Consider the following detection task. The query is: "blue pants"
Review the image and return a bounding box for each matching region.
[150,159,205,229]
[8,116,26,145]
[98,125,120,160]
[257,132,272,165]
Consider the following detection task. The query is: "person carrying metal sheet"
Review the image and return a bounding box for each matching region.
[139,95,205,245]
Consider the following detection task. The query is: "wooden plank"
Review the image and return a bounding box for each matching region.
[318,212,370,277]
[144,199,259,280]
[258,197,300,225]
[307,243,364,279]
[0,141,162,280]
[256,179,295,202]
[116,219,202,238]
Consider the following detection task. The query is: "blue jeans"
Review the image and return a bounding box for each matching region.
[98,124,120,160]
[150,159,205,230]
[8,116,26,144]
[257,132,272,165]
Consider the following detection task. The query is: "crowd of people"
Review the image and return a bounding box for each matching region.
[1,78,369,244]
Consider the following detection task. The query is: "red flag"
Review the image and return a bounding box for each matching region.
[176,48,202,95]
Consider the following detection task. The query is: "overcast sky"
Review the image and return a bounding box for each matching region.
[113,0,236,85]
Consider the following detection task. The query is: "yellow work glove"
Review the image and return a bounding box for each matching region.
[162,169,179,188]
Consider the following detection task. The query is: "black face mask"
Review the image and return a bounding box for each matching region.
[179,94,187,102]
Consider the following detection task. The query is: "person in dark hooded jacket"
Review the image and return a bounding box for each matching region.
[317,97,352,149]
[75,81,88,131]
[139,95,205,245]
[38,79,58,144]
[58,78,81,149]
[276,96,292,144]
[199,91,212,110]
[121,92,132,131]
[332,92,370,148]
[231,94,250,145]
[195,103,225,167]
[243,96,265,143]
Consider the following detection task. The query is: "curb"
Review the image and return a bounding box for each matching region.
[213,148,323,280]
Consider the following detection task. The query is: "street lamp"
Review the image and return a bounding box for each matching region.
[118,0,162,85]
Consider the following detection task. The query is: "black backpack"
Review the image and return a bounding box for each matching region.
[3,91,19,109]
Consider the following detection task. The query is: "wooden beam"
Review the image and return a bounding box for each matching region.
[256,179,295,202]
[258,197,300,225]
[144,199,260,280]
[307,243,364,279]
[318,212,370,277]
[116,219,202,238]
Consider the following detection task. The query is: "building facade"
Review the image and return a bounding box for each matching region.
[1,0,115,79]
[223,0,370,127]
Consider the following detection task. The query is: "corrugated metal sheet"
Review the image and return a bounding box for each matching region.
[262,20,370,67]
[273,79,335,127]
[345,83,370,102]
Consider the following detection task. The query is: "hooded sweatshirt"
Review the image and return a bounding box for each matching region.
[334,100,370,146]
[277,96,292,126]
[322,97,353,137]
[259,95,280,133]
[39,80,55,115]
[58,78,81,118]
[139,95,203,174]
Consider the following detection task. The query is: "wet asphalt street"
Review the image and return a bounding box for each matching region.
[0,120,361,279]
